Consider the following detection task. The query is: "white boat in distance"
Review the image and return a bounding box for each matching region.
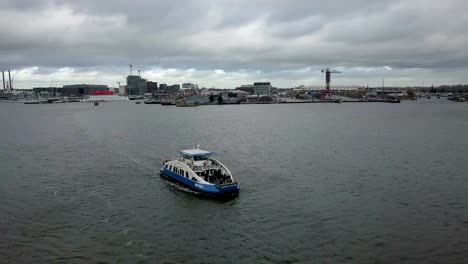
[160,146,239,196]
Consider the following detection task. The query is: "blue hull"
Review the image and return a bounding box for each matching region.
[159,168,239,196]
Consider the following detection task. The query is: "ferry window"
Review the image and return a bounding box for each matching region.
[169,165,173,171]
[185,171,189,178]
[180,169,184,176]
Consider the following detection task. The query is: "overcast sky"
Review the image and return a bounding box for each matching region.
[1,0,468,89]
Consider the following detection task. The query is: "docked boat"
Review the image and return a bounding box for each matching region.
[24,100,41,104]
[143,99,161,104]
[160,146,239,196]
[161,100,176,105]
[448,96,465,102]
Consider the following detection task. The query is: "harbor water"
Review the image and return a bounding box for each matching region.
[0,100,467,263]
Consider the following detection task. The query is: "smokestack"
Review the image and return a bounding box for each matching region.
[2,71,5,90]
[8,70,12,91]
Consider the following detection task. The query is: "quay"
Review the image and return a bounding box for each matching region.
[2,73,467,105]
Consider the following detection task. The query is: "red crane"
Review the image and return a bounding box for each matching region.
[321,68,341,99]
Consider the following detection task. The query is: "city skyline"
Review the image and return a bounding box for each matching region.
[2,0,468,89]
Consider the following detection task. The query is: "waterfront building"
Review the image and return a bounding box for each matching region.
[227,90,250,97]
[253,82,272,96]
[0,90,13,100]
[236,82,274,96]
[147,81,158,93]
[33,87,63,97]
[155,83,180,94]
[236,85,254,94]
[159,83,168,91]
[152,91,170,100]
[126,75,147,96]
[167,84,180,94]
[62,84,108,96]
[182,83,199,90]
[118,85,126,95]
[170,84,181,91]
[179,90,196,97]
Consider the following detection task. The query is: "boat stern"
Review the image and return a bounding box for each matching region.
[217,182,240,195]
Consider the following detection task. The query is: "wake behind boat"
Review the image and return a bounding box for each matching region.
[160,146,239,196]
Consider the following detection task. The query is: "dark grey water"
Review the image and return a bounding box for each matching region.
[1,100,467,263]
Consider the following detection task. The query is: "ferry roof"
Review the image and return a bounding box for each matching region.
[179,149,213,157]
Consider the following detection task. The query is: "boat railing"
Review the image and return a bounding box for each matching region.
[192,165,221,172]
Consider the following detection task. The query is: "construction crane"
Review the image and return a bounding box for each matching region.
[321,68,341,99]
[321,68,341,90]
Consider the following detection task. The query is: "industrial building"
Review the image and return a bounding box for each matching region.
[62,84,108,96]
[2,70,13,91]
[237,82,274,96]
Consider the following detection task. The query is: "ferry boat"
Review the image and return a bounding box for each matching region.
[160,146,239,196]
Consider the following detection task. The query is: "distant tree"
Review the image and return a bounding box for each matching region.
[343,91,362,99]
[437,87,446,93]
[209,94,215,103]
[217,94,223,104]
[406,88,416,99]
[312,92,322,100]
[259,96,273,102]
[430,85,436,93]
[295,94,303,99]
